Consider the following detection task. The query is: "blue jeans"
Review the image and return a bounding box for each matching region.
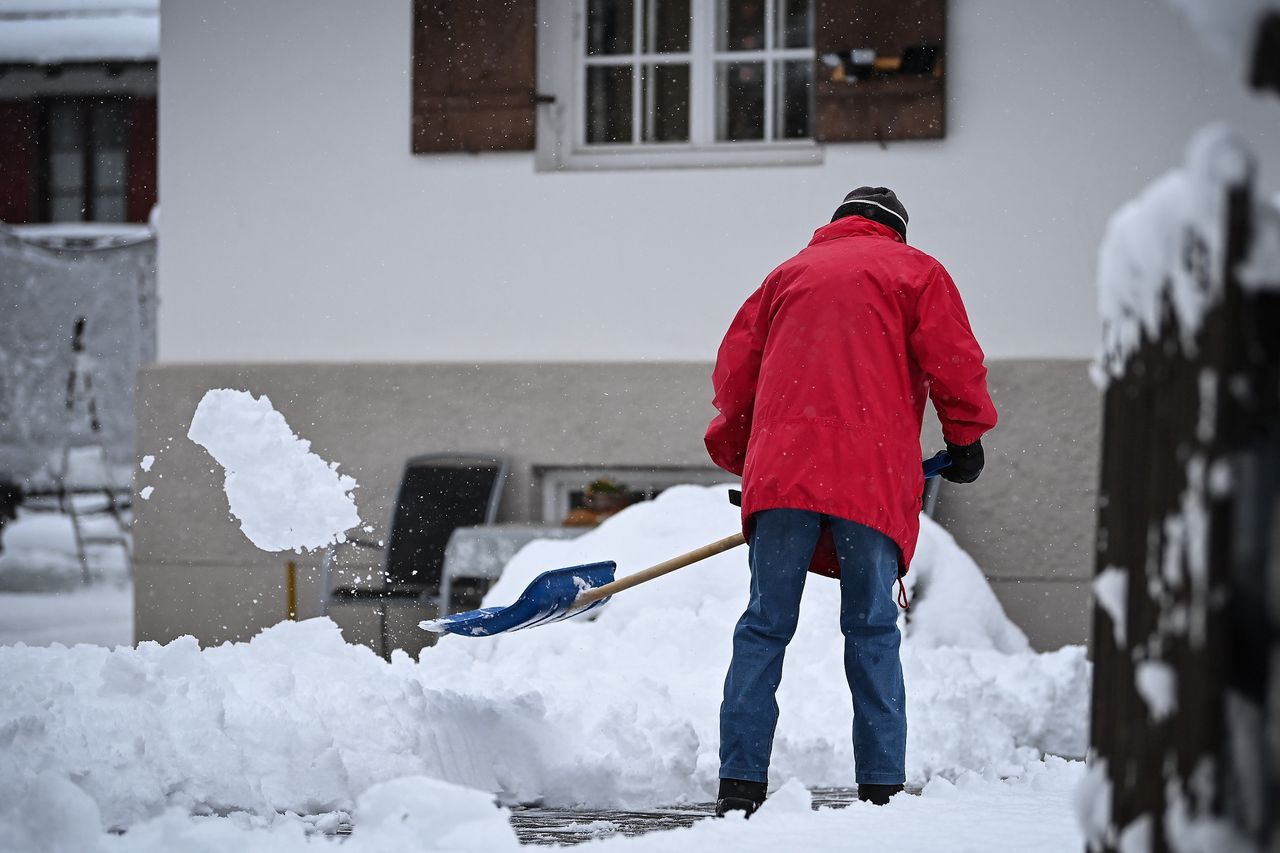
[719,509,906,785]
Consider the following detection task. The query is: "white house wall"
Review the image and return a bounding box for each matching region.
[158,0,1280,363]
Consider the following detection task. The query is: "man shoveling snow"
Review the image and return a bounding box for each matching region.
[706,186,999,816]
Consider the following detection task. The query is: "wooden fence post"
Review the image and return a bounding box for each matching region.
[1085,132,1280,852]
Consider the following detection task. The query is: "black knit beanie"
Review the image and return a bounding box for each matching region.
[831,186,908,240]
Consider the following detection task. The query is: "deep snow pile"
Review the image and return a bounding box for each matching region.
[0,484,1089,838]
[422,485,1084,802]
[187,389,361,552]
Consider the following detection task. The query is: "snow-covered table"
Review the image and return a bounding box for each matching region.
[439,523,590,614]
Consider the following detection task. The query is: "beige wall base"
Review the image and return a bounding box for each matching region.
[133,359,1099,653]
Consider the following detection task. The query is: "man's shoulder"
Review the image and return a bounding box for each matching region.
[886,240,947,272]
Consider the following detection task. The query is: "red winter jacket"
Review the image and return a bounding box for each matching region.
[705,216,997,576]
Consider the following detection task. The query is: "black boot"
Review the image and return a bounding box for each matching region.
[857,783,903,806]
[715,778,768,818]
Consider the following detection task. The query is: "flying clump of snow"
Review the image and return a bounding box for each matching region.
[187,389,360,552]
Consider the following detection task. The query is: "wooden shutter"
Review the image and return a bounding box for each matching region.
[0,101,37,223]
[814,0,946,143]
[411,0,538,153]
[127,97,158,223]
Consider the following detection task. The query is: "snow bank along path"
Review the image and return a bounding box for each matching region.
[0,484,1090,838]
[187,389,361,552]
[8,761,1087,853]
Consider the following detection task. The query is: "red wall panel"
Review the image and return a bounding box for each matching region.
[0,101,37,224]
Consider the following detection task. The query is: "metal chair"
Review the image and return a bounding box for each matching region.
[320,453,508,657]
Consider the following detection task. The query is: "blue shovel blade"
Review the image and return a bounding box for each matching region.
[420,560,617,637]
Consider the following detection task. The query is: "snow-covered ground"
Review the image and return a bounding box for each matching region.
[0,494,133,648]
[8,764,1086,852]
[0,584,131,647]
[0,506,130,592]
[0,483,1090,851]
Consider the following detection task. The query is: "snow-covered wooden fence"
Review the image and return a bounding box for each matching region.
[1083,124,1279,851]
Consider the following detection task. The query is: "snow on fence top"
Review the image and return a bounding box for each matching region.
[1095,125,1255,384]
[0,0,157,64]
[187,389,361,553]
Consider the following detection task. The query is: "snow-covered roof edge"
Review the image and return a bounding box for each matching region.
[0,2,157,65]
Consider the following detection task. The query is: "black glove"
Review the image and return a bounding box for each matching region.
[941,439,984,484]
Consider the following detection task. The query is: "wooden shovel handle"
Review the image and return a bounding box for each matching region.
[572,531,747,608]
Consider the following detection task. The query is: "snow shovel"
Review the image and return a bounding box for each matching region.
[420,451,952,638]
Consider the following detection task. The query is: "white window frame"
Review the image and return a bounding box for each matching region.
[536,0,823,171]
[537,466,736,523]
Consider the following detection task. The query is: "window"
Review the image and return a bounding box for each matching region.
[539,0,822,169]
[411,0,946,160]
[39,98,130,223]
[581,0,813,145]
[537,466,734,523]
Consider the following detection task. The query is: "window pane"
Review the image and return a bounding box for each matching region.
[718,0,765,51]
[91,101,129,149]
[641,63,689,142]
[93,194,126,222]
[643,0,689,53]
[587,0,633,55]
[94,150,127,192]
[586,65,633,143]
[50,195,84,222]
[774,59,812,139]
[49,103,83,148]
[776,0,812,48]
[716,62,764,141]
[49,150,84,193]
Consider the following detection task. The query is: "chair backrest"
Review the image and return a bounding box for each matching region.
[383,454,508,590]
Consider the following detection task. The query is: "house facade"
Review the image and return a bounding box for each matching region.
[135,0,1280,652]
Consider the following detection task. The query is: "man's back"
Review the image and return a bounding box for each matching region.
[706,214,996,572]
[755,216,939,448]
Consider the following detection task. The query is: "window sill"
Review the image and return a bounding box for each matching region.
[536,141,824,172]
